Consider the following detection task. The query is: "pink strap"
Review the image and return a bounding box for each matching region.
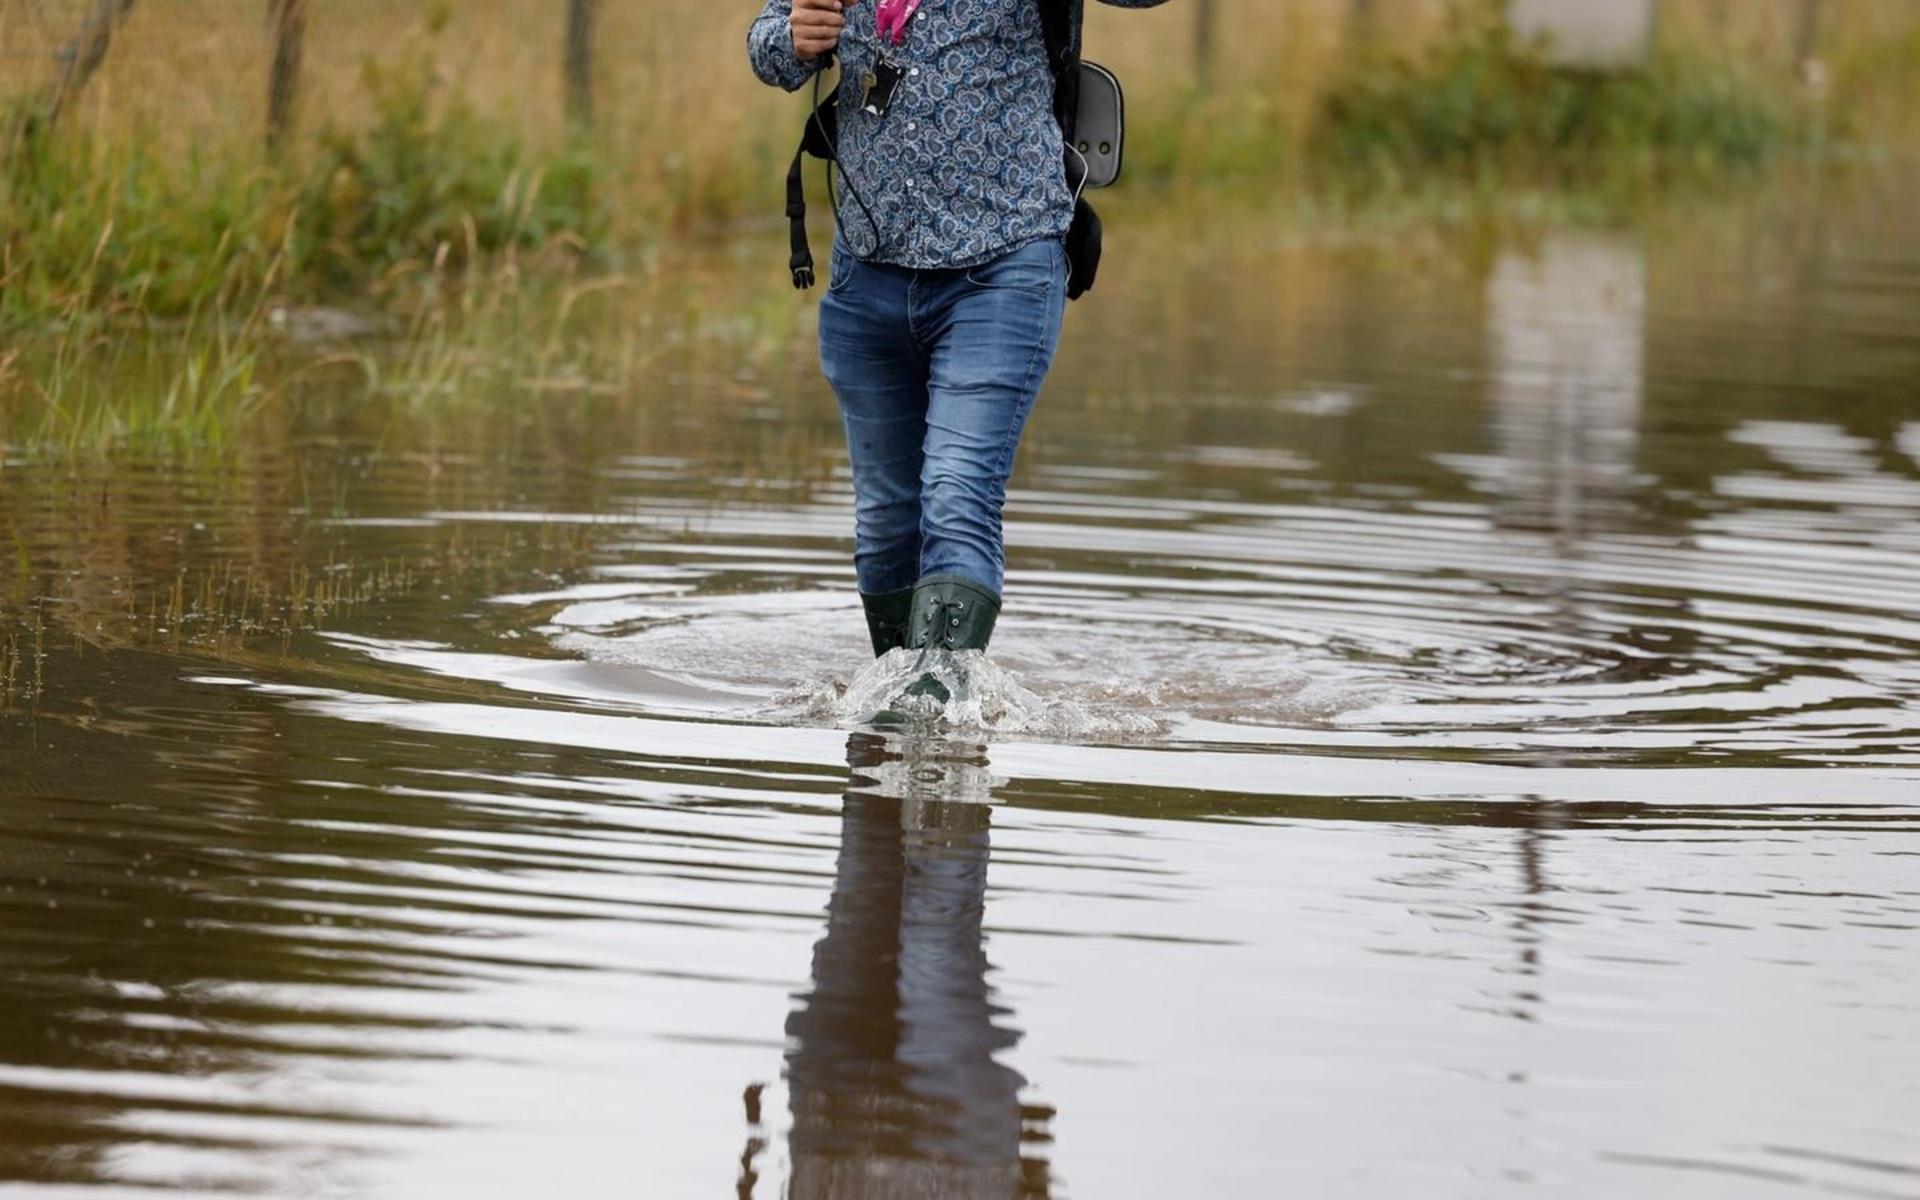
[874,0,924,47]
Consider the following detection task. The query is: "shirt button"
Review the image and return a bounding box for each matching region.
[909,68,920,77]
[907,121,917,131]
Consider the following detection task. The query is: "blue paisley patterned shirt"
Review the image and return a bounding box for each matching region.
[749,0,1166,269]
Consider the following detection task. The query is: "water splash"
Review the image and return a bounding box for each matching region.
[779,647,1176,739]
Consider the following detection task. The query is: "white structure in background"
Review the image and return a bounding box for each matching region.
[1509,0,1658,69]
[1485,232,1648,535]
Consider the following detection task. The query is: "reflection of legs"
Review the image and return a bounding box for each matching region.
[783,735,1042,1198]
[785,794,906,1084]
[895,796,1022,1163]
[820,257,929,600]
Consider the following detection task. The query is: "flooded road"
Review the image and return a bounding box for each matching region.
[3,176,1919,1197]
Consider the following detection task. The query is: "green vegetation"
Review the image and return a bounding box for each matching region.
[291,38,602,293]
[2,35,600,324]
[14,314,265,456]
[3,2,1909,327]
[1313,5,1798,185]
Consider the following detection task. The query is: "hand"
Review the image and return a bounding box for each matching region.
[791,0,850,63]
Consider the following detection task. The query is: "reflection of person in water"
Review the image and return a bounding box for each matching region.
[753,733,1052,1198]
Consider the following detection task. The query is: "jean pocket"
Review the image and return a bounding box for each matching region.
[827,249,861,294]
[963,241,1063,292]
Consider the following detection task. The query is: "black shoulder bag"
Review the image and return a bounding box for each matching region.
[784,0,1123,300]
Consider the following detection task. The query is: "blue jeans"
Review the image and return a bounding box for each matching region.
[819,237,1069,599]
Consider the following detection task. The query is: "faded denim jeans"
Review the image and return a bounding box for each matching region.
[818,236,1069,599]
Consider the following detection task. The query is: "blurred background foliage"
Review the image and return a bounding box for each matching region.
[0,0,1914,322]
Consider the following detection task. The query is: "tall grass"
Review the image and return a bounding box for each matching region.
[2,11,602,323]
[1,306,266,454]
[291,24,602,292]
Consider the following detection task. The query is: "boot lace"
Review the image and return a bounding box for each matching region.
[920,594,973,651]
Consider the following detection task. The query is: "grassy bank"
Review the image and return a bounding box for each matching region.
[1,0,1916,329]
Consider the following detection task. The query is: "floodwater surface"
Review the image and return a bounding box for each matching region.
[3,179,1919,1198]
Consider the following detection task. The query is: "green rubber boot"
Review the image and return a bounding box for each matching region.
[860,587,914,657]
[899,575,1002,705]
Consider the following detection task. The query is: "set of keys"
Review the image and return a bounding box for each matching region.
[858,0,921,117]
[858,60,905,118]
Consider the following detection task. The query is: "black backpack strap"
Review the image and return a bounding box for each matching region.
[1040,0,1084,126]
[785,146,814,289]
[787,87,841,290]
[1041,0,1100,300]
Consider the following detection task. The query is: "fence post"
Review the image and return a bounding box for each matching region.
[1348,0,1378,53]
[38,0,137,131]
[1793,0,1822,81]
[1193,0,1217,90]
[565,0,599,128]
[267,0,306,152]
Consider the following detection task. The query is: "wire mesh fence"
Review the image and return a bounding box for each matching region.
[3,0,1910,158]
[2,0,707,150]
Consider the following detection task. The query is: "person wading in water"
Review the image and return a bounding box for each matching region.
[748,0,1166,707]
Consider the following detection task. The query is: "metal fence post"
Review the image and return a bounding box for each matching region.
[1794,0,1822,79]
[565,0,599,128]
[37,0,137,131]
[1348,0,1378,53]
[267,0,306,151]
[1193,0,1217,90]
